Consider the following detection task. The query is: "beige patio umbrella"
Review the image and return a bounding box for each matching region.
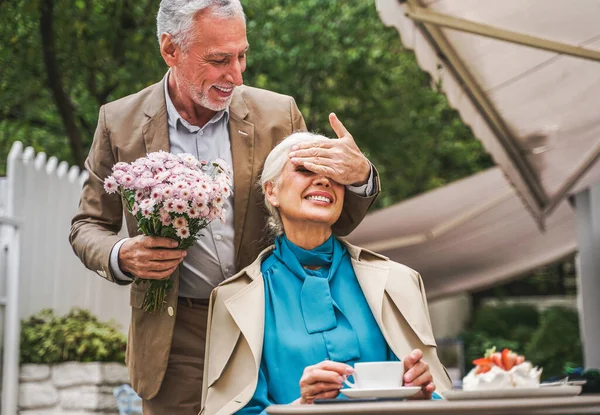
[347,167,576,301]
[376,0,600,227]
[374,0,600,369]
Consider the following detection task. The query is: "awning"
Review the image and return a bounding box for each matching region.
[347,167,577,300]
[376,0,600,226]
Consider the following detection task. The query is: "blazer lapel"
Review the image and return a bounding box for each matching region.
[228,89,255,261]
[142,79,170,154]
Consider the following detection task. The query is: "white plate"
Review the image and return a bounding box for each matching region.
[341,386,421,399]
[441,385,582,401]
[541,380,587,387]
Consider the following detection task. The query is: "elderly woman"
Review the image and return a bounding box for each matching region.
[201,132,452,415]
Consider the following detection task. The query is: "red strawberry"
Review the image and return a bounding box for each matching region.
[516,355,525,365]
[473,358,494,374]
[502,348,518,371]
[490,352,504,369]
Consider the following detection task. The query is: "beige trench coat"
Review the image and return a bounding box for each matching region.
[201,240,452,415]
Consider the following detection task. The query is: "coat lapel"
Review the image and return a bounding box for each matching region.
[142,79,170,154]
[348,242,436,349]
[224,275,264,371]
[228,89,255,262]
[352,259,390,327]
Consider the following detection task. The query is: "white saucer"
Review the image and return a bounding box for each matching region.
[341,386,421,399]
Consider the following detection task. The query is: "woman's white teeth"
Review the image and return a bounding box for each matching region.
[306,195,331,203]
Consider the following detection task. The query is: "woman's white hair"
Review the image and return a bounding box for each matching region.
[260,132,332,237]
[156,0,245,49]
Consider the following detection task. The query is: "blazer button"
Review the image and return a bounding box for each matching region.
[167,306,174,317]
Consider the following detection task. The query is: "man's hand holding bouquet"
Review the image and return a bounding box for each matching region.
[103,150,232,313]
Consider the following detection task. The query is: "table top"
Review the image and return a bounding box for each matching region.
[266,395,600,415]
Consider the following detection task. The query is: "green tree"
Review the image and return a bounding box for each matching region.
[242,0,492,207]
[1,0,162,171]
[525,307,583,378]
[0,0,492,207]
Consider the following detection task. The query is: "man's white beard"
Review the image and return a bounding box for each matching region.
[197,90,234,112]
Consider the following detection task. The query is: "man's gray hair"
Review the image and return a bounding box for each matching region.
[260,132,332,237]
[156,0,245,48]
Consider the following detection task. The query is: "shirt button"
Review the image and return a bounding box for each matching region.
[198,130,204,136]
[215,234,223,241]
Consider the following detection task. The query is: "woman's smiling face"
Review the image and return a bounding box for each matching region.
[264,161,345,232]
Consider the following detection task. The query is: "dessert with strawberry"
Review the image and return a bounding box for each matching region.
[463,347,542,391]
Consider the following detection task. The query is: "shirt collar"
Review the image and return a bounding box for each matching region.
[163,70,229,132]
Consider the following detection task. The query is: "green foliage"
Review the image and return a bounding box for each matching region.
[0,0,492,207]
[0,0,162,172]
[242,0,492,208]
[460,304,583,379]
[524,307,583,378]
[460,305,539,372]
[20,308,126,364]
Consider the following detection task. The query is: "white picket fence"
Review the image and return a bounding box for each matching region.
[0,142,131,414]
[1,141,130,329]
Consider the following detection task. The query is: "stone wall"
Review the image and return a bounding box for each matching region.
[19,362,130,414]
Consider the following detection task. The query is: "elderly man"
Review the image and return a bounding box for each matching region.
[70,0,378,413]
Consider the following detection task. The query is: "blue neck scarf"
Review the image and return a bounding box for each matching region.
[271,235,360,362]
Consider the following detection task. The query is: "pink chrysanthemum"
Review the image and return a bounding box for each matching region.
[162,186,174,199]
[120,174,135,189]
[179,187,192,200]
[103,176,118,194]
[173,199,187,214]
[159,208,172,226]
[179,153,199,168]
[113,162,130,171]
[151,187,164,202]
[132,164,146,175]
[213,196,225,207]
[187,207,201,218]
[139,199,155,211]
[176,226,190,239]
[163,198,176,212]
[154,171,170,183]
[111,170,125,180]
[173,216,188,229]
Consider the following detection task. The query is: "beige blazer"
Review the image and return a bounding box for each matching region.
[201,240,452,415]
[69,78,378,399]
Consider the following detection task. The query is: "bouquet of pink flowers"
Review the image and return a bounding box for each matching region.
[103,150,233,313]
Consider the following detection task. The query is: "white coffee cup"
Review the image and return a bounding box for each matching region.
[344,361,405,390]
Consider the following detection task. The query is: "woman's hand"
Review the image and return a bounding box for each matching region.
[403,349,436,399]
[295,360,354,404]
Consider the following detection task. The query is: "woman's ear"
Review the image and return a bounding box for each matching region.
[264,181,279,207]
